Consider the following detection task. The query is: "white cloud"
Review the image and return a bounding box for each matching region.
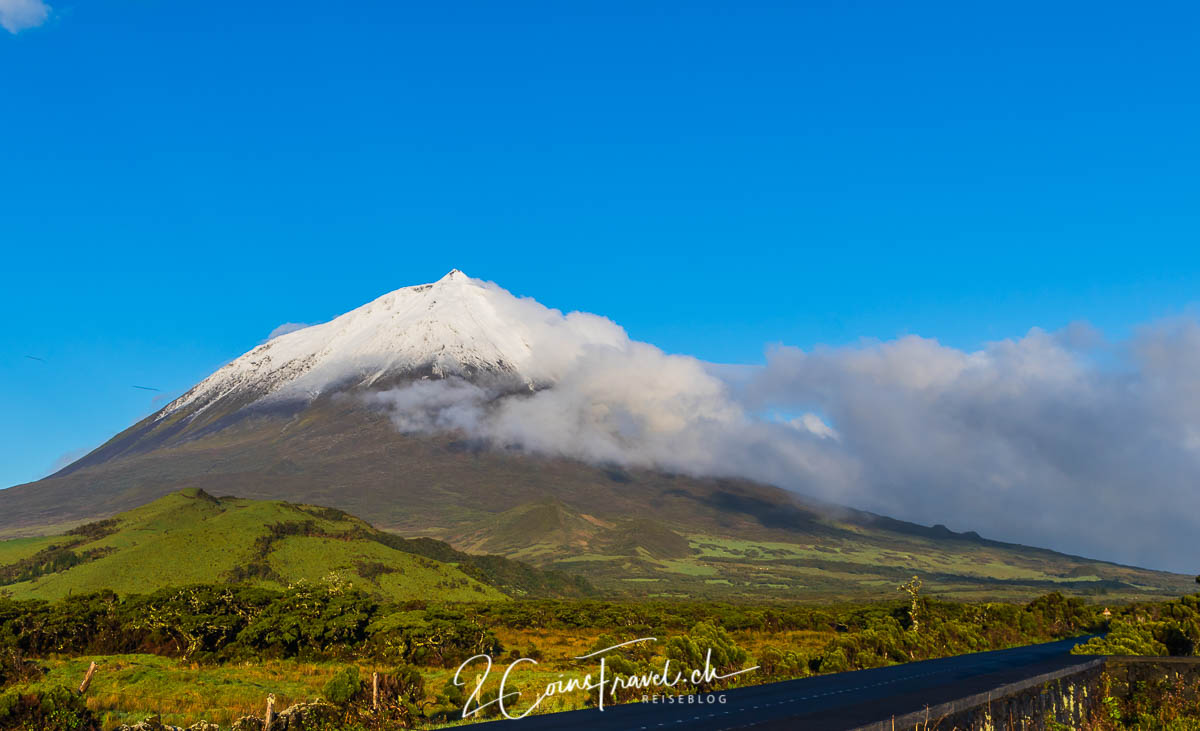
[364,279,1200,574]
[368,332,763,470]
[0,0,50,34]
[365,290,842,495]
[743,324,1200,573]
[790,413,839,440]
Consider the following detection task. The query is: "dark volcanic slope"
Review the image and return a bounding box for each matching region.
[0,397,837,537]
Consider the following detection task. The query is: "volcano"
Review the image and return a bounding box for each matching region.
[1,271,1191,601]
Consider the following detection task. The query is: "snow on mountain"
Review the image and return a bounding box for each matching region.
[158,270,630,420]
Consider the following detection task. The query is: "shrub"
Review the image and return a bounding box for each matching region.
[323,666,362,705]
[663,621,751,690]
[369,664,426,728]
[235,583,377,659]
[0,684,99,730]
[365,609,500,667]
[0,648,41,689]
[757,645,810,680]
[817,646,850,673]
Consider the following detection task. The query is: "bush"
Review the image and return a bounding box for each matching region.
[1074,594,1200,658]
[425,677,467,723]
[369,664,426,729]
[365,609,500,667]
[757,645,810,680]
[323,666,362,705]
[817,646,850,673]
[0,648,41,689]
[663,621,751,690]
[1073,619,1170,656]
[235,583,377,659]
[0,685,99,730]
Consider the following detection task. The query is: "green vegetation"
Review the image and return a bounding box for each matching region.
[0,489,1195,729]
[0,683,96,731]
[1074,593,1200,657]
[0,577,1120,729]
[460,499,1193,603]
[1081,671,1200,730]
[0,520,119,586]
[0,490,589,603]
[8,487,1180,608]
[0,583,505,667]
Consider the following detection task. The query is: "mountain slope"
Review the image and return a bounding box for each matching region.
[0,489,590,602]
[2,411,1190,601]
[0,271,1193,602]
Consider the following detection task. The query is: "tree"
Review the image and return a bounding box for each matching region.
[663,622,751,691]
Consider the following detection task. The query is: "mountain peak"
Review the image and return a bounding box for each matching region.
[153,271,622,424]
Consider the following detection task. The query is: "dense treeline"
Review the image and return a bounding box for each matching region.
[376,534,595,599]
[0,583,498,667]
[463,590,1095,640]
[0,582,1100,671]
[1074,592,1200,657]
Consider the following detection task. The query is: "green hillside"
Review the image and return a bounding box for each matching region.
[455,497,1196,603]
[0,489,589,602]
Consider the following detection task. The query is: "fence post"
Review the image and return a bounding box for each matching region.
[78,661,97,695]
[265,693,276,730]
[373,671,379,711]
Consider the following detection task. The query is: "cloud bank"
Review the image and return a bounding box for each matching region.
[746,323,1200,574]
[0,0,49,33]
[368,294,1200,574]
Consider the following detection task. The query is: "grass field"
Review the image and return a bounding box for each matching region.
[9,622,871,728]
[24,652,617,728]
[0,535,60,565]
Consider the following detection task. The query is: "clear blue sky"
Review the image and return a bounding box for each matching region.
[2,0,1199,488]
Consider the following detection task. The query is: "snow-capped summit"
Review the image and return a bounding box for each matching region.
[158,270,628,420]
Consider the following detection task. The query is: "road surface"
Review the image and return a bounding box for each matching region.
[466,635,1096,730]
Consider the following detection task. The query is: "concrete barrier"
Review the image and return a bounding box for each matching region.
[852,658,1105,730]
[853,657,1200,731]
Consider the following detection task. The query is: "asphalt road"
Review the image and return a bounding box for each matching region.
[466,635,1096,731]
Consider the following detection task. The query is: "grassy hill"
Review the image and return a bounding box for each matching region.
[0,489,590,602]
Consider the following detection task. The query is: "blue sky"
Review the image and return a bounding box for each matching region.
[2,0,1199,490]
